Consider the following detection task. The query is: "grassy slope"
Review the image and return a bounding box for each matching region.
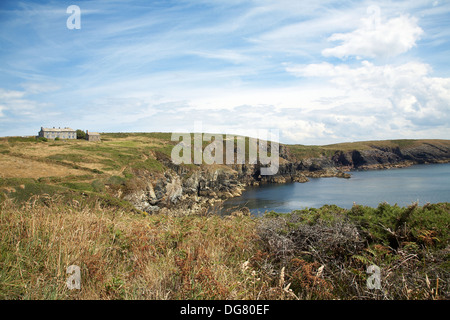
[0,133,177,206]
[287,139,450,159]
[2,134,449,190]
[0,196,258,299]
[0,134,449,300]
[1,134,449,210]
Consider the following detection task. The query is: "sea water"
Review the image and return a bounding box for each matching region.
[220,163,450,216]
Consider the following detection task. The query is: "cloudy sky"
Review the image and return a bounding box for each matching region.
[0,0,449,144]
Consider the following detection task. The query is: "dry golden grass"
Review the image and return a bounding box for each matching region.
[104,135,162,146]
[0,196,261,300]
[5,140,80,157]
[0,154,87,178]
[1,196,447,300]
[0,134,171,181]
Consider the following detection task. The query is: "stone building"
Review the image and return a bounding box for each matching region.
[85,130,101,142]
[38,127,76,140]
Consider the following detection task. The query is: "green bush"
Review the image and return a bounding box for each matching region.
[76,129,86,140]
[347,202,450,249]
[255,202,450,299]
[107,175,126,186]
[91,180,105,192]
[8,183,66,203]
[61,182,94,192]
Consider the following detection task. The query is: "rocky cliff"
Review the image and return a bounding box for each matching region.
[123,139,450,215]
[330,141,450,169]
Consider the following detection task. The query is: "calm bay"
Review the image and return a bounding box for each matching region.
[221,163,450,216]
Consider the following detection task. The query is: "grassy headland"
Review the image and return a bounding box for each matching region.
[1,134,449,207]
[0,134,449,299]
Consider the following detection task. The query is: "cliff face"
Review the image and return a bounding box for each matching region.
[124,165,248,215]
[331,142,450,169]
[123,140,450,214]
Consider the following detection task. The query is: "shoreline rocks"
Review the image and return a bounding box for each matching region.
[123,141,450,215]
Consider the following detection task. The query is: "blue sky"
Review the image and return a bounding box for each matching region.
[0,0,449,144]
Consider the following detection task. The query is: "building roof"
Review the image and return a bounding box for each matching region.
[41,127,75,132]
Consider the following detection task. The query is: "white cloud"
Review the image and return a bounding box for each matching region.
[322,6,424,59]
[188,50,251,64]
[0,89,25,100]
[276,119,334,143]
[0,88,42,118]
[286,59,450,132]
[20,82,60,94]
[64,55,449,144]
[1,1,449,144]
[286,60,431,90]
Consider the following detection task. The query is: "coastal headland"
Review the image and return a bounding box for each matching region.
[1,135,449,215]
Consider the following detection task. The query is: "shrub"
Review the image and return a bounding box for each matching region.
[257,212,365,264]
[91,180,105,193]
[253,203,450,300]
[107,175,126,186]
[76,129,86,140]
[348,202,450,249]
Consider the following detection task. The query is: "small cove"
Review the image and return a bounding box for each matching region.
[220,163,450,216]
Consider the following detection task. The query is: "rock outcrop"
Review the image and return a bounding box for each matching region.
[331,142,450,170]
[123,140,450,215]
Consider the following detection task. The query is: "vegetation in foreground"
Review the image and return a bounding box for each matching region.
[0,196,448,300]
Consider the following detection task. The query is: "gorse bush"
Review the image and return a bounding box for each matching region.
[348,202,450,249]
[91,179,105,192]
[0,196,448,300]
[255,202,449,299]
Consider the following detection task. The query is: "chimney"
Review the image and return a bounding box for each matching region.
[86,130,88,134]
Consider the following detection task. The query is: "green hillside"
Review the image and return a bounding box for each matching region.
[1,134,449,208]
[0,133,449,300]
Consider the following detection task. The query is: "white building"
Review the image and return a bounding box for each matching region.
[38,127,77,140]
